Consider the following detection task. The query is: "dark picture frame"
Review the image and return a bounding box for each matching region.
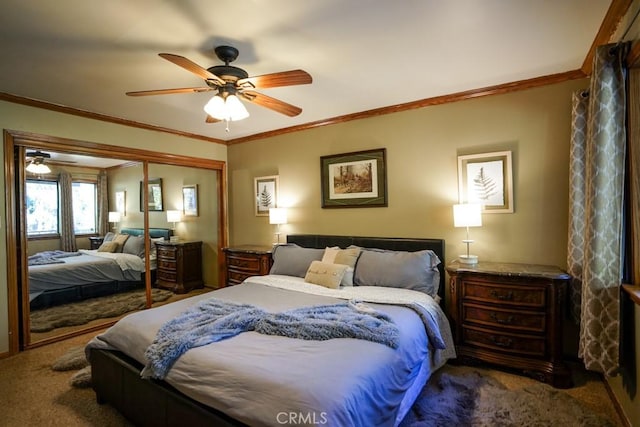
[320,148,387,208]
[140,178,163,212]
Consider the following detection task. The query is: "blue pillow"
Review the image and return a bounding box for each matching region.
[269,244,325,278]
[353,248,441,297]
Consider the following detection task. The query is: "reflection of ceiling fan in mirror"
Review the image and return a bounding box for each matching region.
[126,45,312,131]
[25,151,53,174]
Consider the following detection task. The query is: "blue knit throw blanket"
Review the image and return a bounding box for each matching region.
[141,299,399,379]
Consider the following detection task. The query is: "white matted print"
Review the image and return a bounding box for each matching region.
[254,175,279,216]
[458,151,513,213]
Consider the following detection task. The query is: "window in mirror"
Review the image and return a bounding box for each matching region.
[26,179,59,236]
[72,181,97,234]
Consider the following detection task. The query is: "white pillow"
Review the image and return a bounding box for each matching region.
[304,261,348,289]
[321,246,361,286]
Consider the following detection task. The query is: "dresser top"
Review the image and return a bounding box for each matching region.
[223,245,273,254]
[446,261,571,280]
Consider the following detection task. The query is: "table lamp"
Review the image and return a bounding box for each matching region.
[453,203,482,265]
[269,208,288,244]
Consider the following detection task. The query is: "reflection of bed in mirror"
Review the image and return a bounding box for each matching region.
[28,228,173,310]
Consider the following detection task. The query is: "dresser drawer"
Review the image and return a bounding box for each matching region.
[227,254,263,273]
[462,303,546,333]
[463,281,546,308]
[462,326,546,357]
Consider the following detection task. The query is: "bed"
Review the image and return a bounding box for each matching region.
[87,234,454,427]
[28,228,173,310]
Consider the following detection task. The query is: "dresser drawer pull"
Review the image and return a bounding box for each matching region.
[490,313,514,324]
[490,336,514,348]
[489,290,514,301]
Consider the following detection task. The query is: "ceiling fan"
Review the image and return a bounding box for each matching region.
[126,45,312,129]
[25,150,78,174]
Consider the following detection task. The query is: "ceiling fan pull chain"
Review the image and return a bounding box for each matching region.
[225,119,230,133]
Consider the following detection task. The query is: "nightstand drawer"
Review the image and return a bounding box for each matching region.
[463,281,546,308]
[157,270,177,282]
[462,303,546,333]
[227,254,263,273]
[158,259,177,270]
[228,270,253,285]
[462,326,546,357]
[157,247,177,259]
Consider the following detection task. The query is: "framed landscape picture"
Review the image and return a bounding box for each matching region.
[140,178,163,212]
[254,175,279,216]
[320,148,387,208]
[457,151,513,213]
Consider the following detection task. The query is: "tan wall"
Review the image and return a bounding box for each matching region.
[0,100,227,354]
[228,79,587,269]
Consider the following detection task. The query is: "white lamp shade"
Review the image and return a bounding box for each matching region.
[453,204,482,228]
[108,211,121,223]
[166,210,181,223]
[203,94,249,121]
[224,94,250,121]
[269,208,288,225]
[26,161,51,174]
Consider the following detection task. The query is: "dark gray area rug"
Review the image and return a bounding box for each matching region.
[31,288,173,332]
[400,366,616,427]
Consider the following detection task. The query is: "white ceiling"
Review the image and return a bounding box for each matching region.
[0,0,614,142]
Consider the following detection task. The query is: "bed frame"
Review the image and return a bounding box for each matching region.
[29,228,173,310]
[90,235,445,427]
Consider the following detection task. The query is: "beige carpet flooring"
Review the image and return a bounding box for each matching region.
[0,328,625,427]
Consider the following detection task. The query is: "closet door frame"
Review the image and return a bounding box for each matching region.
[3,129,228,352]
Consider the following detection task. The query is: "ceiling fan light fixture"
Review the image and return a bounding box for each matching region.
[26,158,51,174]
[203,94,249,122]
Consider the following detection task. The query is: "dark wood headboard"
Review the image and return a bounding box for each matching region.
[286,234,446,306]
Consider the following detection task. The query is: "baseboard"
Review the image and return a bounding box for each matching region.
[603,376,632,427]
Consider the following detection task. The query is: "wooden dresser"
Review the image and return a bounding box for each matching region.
[223,245,273,286]
[155,240,204,293]
[446,261,571,388]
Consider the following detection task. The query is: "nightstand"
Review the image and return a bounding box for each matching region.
[223,245,273,286]
[88,236,104,249]
[155,240,204,293]
[446,261,572,388]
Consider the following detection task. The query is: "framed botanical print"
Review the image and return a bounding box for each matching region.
[182,185,198,216]
[140,178,163,212]
[320,148,387,208]
[457,151,513,213]
[254,175,279,216]
[115,190,126,216]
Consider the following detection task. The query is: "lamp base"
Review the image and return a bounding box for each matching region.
[458,254,479,265]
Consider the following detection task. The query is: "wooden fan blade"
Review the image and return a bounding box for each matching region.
[205,115,220,123]
[241,91,302,117]
[237,69,312,89]
[158,53,225,85]
[126,87,213,96]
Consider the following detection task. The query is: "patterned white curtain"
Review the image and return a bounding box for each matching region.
[59,171,77,252]
[567,43,628,376]
[97,170,108,235]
